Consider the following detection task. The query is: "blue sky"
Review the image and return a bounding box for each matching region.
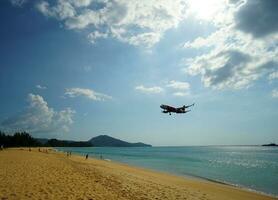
[0,0,277,146]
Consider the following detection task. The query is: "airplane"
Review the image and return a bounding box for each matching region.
[160,103,194,115]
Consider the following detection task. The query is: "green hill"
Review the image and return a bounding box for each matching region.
[88,135,152,147]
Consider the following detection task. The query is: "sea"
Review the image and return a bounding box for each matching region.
[56,146,278,197]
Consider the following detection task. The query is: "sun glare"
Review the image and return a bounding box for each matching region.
[187,0,226,21]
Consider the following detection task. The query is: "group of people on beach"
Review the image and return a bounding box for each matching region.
[65,151,89,159]
[64,151,103,161]
[38,148,50,153]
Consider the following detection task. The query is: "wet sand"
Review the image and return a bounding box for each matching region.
[0,148,276,200]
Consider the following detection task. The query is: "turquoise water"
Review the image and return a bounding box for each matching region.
[56,146,278,196]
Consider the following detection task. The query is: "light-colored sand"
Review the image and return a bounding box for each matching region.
[0,148,276,200]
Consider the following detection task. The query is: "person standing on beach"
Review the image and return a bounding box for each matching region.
[85,154,88,160]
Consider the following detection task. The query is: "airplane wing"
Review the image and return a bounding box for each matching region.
[183,103,195,109]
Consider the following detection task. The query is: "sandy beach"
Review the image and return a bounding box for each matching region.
[0,148,276,200]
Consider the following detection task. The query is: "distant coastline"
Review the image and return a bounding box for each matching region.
[38,135,151,147]
[0,131,151,148]
[262,143,278,147]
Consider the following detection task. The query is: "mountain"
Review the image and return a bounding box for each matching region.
[35,135,152,147]
[36,138,49,145]
[88,135,152,147]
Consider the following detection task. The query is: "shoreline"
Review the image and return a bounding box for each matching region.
[1,147,277,200]
[57,147,277,199]
[56,148,277,199]
[184,174,277,199]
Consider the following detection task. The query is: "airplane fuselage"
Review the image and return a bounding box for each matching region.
[160,105,177,112]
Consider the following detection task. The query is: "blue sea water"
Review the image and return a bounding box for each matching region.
[56,146,278,197]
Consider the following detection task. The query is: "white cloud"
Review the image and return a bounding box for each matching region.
[120,32,162,48]
[88,31,109,44]
[272,89,278,98]
[10,0,27,7]
[268,72,278,80]
[70,0,93,7]
[1,94,75,134]
[185,0,232,24]
[173,92,189,97]
[36,1,53,17]
[36,84,47,90]
[135,85,164,94]
[36,0,76,20]
[183,0,278,90]
[65,88,112,101]
[64,9,102,29]
[34,0,187,47]
[135,81,190,96]
[166,80,190,90]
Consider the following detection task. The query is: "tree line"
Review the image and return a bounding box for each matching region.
[0,131,92,147]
